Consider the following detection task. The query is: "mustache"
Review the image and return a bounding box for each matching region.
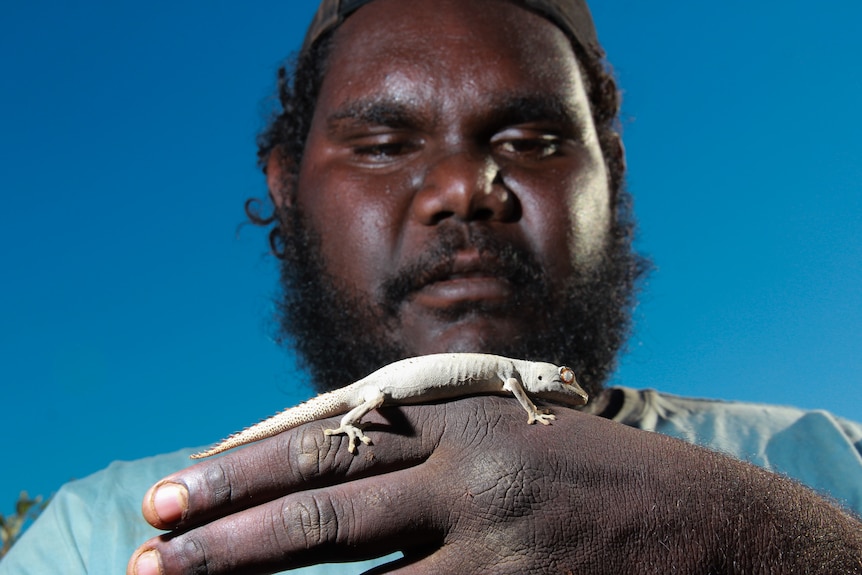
[379,226,548,309]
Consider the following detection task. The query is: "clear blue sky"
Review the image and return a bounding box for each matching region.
[2,1,860,519]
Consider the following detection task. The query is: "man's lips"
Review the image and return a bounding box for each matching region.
[408,252,513,308]
[414,275,512,305]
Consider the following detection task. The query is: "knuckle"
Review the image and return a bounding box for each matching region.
[279,493,346,549]
[195,461,234,508]
[284,426,326,483]
[284,422,352,482]
[198,457,265,508]
[180,537,211,574]
[159,533,213,575]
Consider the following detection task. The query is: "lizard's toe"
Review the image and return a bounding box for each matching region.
[536,413,556,425]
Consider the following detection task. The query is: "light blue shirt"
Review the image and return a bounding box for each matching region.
[3,388,860,574]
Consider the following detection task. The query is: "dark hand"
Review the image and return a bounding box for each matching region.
[127,396,862,574]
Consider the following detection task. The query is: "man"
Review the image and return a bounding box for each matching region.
[3,1,860,573]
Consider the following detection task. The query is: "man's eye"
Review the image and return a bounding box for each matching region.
[352,140,416,162]
[495,134,562,159]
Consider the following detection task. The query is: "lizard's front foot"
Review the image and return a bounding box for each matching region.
[527,410,556,425]
[324,424,373,453]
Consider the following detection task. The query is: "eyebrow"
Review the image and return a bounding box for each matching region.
[327,98,429,133]
[325,92,586,136]
[483,94,586,135]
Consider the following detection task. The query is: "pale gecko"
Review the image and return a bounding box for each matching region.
[191,352,588,458]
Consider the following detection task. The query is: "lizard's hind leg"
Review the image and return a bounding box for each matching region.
[324,389,385,453]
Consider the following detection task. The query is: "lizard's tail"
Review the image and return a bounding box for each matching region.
[190,392,350,459]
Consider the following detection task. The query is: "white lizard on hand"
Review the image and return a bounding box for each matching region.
[191,353,588,458]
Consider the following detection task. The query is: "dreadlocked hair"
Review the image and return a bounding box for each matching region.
[246,32,334,258]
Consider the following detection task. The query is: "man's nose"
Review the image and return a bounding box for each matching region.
[411,149,519,225]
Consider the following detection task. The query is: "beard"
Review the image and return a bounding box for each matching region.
[273,197,646,399]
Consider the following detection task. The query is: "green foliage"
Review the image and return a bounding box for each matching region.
[0,492,49,560]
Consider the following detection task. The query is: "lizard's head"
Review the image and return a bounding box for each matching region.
[526,362,589,407]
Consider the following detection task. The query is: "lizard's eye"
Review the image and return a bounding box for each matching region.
[559,367,576,385]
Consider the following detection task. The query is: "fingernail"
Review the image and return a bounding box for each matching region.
[152,482,188,524]
[133,550,162,575]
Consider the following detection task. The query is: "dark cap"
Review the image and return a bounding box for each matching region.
[301,0,603,60]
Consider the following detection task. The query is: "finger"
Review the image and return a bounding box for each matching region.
[130,464,447,575]
[142,406,443,530]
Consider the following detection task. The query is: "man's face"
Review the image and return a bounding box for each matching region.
[283,0,611,352]
[270,0,640,394]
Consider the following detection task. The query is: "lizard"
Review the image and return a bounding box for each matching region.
[190,352,588,458]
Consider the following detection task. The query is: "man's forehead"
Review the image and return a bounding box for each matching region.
[302,0,603,61]
[315,8,592,134]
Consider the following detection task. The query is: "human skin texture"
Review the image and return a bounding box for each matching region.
[127,1,862,573]
[279,0,613,358]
